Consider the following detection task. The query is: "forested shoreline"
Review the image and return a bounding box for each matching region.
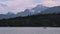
[0,14,60,27]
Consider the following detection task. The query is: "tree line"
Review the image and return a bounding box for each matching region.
[0,13,60,27]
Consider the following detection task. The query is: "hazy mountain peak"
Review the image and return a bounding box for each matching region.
[6,12,15,15]
[40,6,60,14]
[32,5,48,10]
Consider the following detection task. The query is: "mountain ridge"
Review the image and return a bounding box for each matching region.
[41,6,60,14]
[0,5,49,19]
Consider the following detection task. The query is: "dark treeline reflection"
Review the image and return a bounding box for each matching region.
[0,13,60,27]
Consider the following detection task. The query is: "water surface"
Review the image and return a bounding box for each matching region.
[0,27,60,34]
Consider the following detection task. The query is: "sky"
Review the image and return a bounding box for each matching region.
[0,0,60,14]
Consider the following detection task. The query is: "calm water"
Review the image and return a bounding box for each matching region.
[0,27,60,34]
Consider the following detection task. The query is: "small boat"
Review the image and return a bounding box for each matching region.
[43,27,47,29]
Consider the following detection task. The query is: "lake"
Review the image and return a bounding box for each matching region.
[0,27,60,34]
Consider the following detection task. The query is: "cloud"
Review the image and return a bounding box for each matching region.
[41,0,59,7]
[0,0,13,2]
[0,0,41,14]
[0,0,60,14]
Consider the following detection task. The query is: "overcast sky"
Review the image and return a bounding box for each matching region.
[0,0,60,14]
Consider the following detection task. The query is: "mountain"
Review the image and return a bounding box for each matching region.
[16,9,31,16]
[0,12,16,19]
[32,5,48,14]
[40,6,60,14]
[17,5,49,16]
[0,5,49,19]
